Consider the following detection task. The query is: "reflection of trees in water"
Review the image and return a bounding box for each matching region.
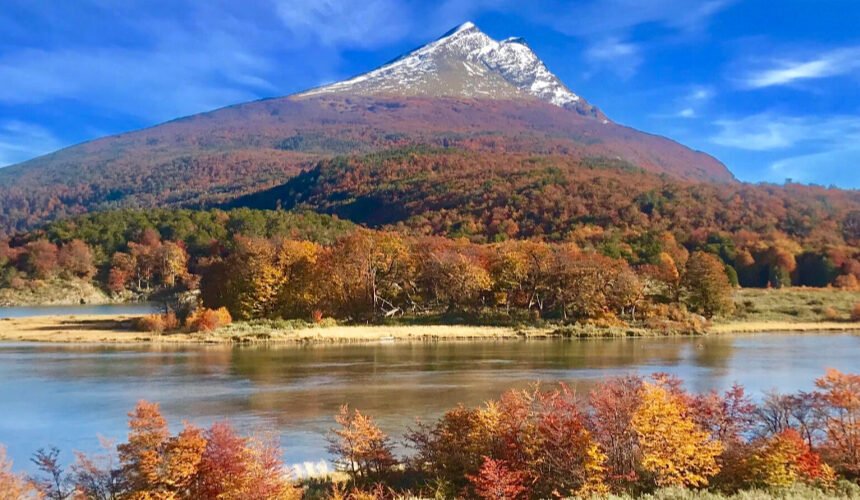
[689,337,735,370]
[222,340,694,429]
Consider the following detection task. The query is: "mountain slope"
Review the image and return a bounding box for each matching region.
[0,23,733,233]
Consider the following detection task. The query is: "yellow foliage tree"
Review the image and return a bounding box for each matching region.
[633,383,723,488]
[746,429,835,488]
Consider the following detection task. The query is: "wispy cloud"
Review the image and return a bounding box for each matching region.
[743,46,860,88]
[531,0,732,37]
[710,113,860,151]
[275,0,411,49]
[769,148,860,187]
[0,121,65,166]
[527,0,731,79]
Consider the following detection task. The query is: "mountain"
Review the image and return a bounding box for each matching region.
[299,22,603,119]
[0,22,734,233]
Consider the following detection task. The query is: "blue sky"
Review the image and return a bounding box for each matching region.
[1,0,858,188]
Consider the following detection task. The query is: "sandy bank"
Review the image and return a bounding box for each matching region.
[0,314,543,344]
[0,314,857,344]
[709,321,860,334]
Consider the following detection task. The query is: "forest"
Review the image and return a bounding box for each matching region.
[1,369,859,499]
[1,201,859,327]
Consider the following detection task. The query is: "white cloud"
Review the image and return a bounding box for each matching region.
[585,37,641,78]
[743,46,860,88]
[710,113,860,151]
[0,121,65,166]
[678,108,696,118]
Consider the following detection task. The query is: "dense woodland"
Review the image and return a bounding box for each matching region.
[235,149,860,289]
[2,369,859,499]
[2,207,743,327]
[1,196,858,326]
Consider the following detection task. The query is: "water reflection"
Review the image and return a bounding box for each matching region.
[0,333,857,469]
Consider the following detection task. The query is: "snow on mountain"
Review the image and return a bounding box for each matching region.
[299,22,604,119]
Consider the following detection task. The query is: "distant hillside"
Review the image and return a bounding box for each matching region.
[230,148,860,245]
[0,22,733,233]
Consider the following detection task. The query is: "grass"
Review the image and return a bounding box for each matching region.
[724,288,860,324]
[600,482,860,499]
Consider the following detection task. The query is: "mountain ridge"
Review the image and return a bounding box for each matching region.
[298,21,604,119]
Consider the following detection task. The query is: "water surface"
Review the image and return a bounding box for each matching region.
[0,303,156,319]
[0,333,857,470]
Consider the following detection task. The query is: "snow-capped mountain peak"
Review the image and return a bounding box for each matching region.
[299,22,603,119]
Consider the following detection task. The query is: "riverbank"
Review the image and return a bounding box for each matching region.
[0,313,858,344]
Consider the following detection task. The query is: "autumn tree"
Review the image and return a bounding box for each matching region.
[58,239,96,280]
[416,238,491,311]
[551,247,619,320]
[30,447,73,500]
[328,405,397,484]
[494,384,608,498]
[324,230,414,319]
[608,267,645,320]
[589,376,645,490]
[816,369,860,477]
[108,252,136,293]
[406,403,502,495]
[0,445,34,500]
[155,241,189,288]
[274,239,323,319]
[632,383,723,488]
[843,210,860,244]
[117,400,207,498]
[24,239,59,279]
[745,429,835,488]
[69,437,124,500]
[683,251,735,318]
[194,422,298,500]
[467,457,527,500]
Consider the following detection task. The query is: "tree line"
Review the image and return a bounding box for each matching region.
[2,370,859,499]
[197,229,735,324]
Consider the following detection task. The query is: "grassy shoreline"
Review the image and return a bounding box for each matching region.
[0,313,858,345]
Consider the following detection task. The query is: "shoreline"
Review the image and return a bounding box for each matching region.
[0,314,858,345]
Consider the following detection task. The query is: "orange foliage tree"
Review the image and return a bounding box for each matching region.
[194,422,298,500]
[816,369,860,478]
[117,400,207,498]
[328,405,397,484]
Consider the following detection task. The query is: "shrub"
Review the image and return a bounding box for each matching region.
[834,274,859,290]
[852,303,860,322]
[135,312,179,333]
[823,307,841,321]
[186,307,232,332]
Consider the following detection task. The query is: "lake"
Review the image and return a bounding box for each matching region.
[0,303,156,319]
[0,333,858,472]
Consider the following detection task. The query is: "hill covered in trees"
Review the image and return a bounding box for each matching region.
[232,148,860,289]
[0,96,732,234]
